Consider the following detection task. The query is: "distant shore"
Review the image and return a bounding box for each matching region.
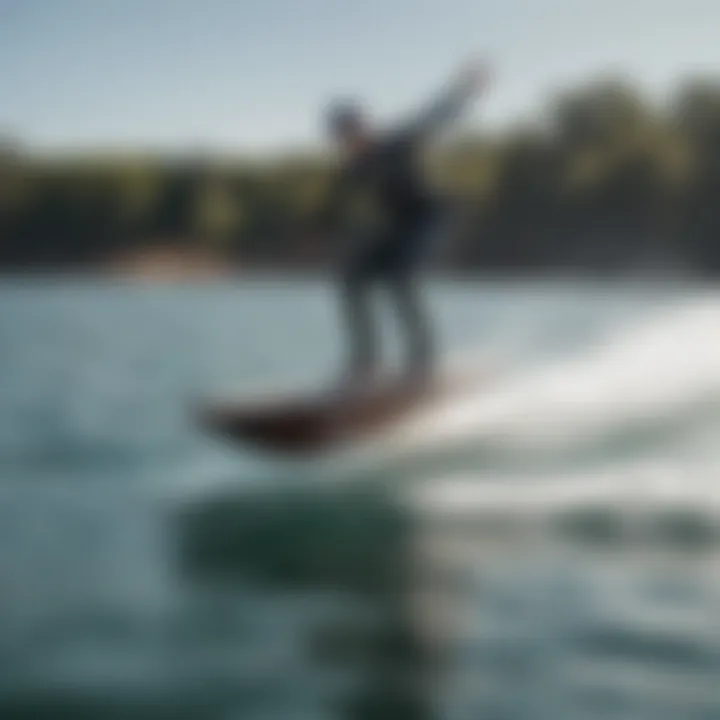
[0,253,704,291]
[107,246,232,281]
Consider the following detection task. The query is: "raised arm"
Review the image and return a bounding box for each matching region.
[405,58,491,141]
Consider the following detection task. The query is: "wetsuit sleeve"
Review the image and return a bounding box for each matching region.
[404,76,478,143]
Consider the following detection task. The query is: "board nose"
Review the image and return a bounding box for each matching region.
[200,404,338,454]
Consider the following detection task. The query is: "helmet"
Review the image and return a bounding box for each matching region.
[325,99,365,136]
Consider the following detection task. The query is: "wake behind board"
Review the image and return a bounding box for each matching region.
[199,364,490,456]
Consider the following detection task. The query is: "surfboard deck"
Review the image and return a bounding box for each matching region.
[198,366,487,456]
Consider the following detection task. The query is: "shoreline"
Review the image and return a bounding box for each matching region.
[0,266,709,292]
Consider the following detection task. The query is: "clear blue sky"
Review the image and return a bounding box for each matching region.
[1,0,718,152]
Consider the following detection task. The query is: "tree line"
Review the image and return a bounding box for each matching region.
[2,76,720,275]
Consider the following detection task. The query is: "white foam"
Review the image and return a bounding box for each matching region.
[392,296,720,453]
[412,456,720,516]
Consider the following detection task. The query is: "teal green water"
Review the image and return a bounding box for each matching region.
[0,278,719,719]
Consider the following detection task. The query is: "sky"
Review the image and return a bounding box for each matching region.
[1,0,719,153]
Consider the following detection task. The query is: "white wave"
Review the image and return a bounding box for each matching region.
[391,296,720,454]
[412,456,720,516]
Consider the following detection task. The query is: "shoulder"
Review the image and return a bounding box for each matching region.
[379,126,418,155]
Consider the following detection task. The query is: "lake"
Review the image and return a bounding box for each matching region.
[0,277,719,719]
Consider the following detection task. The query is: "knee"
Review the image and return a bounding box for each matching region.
[389,273,419,306]
[341,258,372,294]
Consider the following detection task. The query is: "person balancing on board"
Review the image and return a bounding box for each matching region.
[315,57,491,390]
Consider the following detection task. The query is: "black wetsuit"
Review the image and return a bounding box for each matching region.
[322,80,477,377]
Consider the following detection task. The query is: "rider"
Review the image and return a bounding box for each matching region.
[316,58,490,385]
